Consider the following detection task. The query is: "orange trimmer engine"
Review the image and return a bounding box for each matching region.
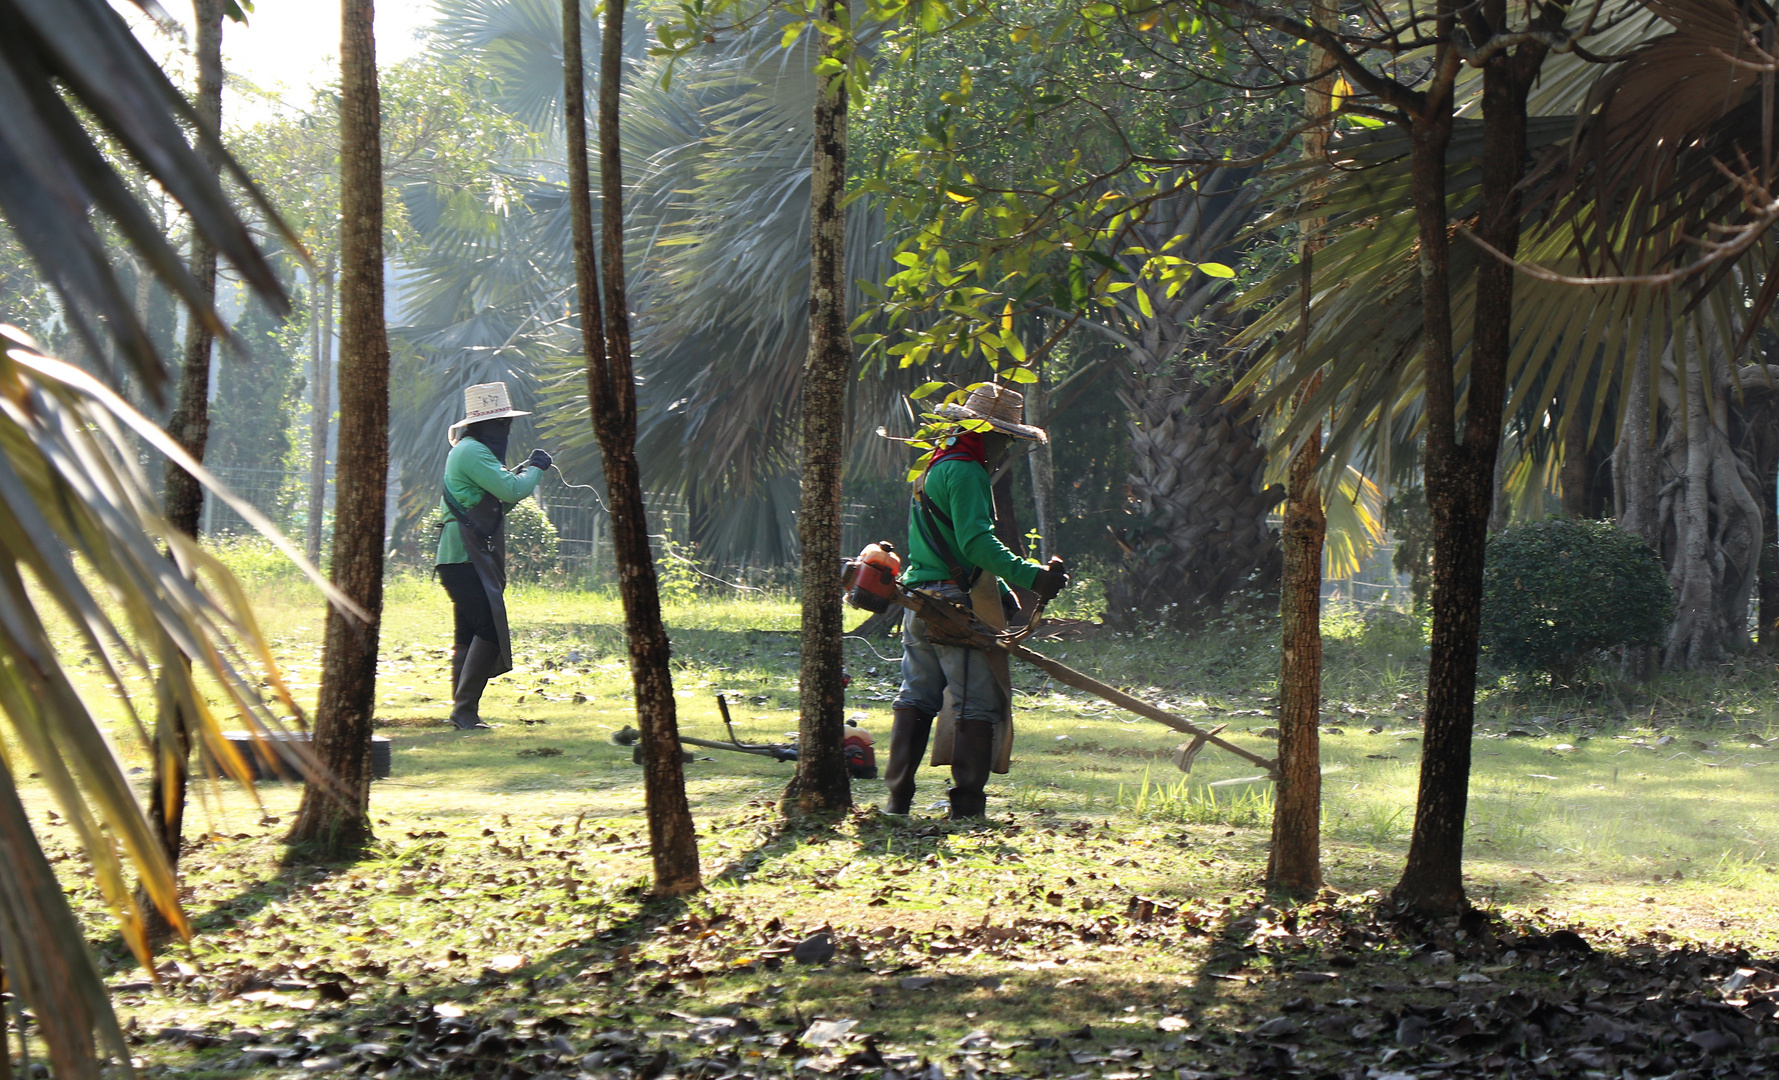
[843,719,877,779]
[843,540,902,613]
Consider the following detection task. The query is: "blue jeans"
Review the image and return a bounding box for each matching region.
[892,586,1007,725]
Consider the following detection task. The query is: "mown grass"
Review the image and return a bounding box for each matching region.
[21,543,1779,1075]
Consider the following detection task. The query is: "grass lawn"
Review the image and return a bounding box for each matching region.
[24,564,1779,1078]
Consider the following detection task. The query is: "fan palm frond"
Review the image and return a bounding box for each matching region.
[0,0,294,398]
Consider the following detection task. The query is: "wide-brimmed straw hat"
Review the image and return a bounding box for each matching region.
[932,383,1048,443]
[448,381,531,444]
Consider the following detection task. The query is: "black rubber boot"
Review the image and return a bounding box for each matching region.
[883,708,933,814]
[947,718,996,820]
[450,636,501,730]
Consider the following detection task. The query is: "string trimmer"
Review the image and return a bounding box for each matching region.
[843,542,1279,779]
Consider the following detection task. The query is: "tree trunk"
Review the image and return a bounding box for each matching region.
[1396,36,1533,915]
[1027,360,1056,561]
[1615,331,1660,676]
[782,0,854,818]
[1667,328,1724,666]
[287,0,388,856]
[1755,400,1779,651]
[565,0,701,891]
[1105,374,1283,625]
[1267,16,1334,899]
[306,259,336,564]
[144,0,223,932]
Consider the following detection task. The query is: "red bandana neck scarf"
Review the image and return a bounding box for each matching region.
[930,431,988,469]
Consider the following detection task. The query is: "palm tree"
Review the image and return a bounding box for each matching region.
[396,0,911,568]
[0,1,340,1071]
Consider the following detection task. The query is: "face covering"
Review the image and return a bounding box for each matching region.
[467,418,512,462]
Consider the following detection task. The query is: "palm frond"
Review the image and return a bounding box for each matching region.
[0,0,294,399]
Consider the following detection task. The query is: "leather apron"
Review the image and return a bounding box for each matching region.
[445,490,515,676]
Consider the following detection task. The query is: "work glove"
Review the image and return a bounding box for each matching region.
[1030,556,1070,601]
[525,448,554,471]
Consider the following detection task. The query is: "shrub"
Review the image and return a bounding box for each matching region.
[505,498,560,582]
[1480,517,1671,682]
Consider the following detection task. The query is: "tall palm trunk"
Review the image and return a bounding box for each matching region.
[288,0,389,855]
[564,0,701,892]
[1267,14,1335,899]
[783,0,853,817]
[306,258,336,563]
[145,0,223,926]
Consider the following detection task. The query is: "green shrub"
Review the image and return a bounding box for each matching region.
[505,499,560,582]
[1480,517,1671,682]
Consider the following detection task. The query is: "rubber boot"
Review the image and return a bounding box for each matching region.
[883,708,933,814]
[450,644,467,704]
[450,636,501,730]
[947,718,996,820]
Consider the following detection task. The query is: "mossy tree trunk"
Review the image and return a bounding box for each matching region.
[783,0,854,818]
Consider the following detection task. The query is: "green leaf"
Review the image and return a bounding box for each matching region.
[910,380,948,400]
[1197,262,1236,279]
[1006,366,1038,384]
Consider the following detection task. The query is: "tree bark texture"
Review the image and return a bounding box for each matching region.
[1753,394,1779,651]
[288,0,388,855]
[162,0,223,542]
[1658,329,1762,665]
[1026,359,1056,561]
[1267,19,1334,900]
[1089,166,1275,623]
[783,0,854,818]
[1396,33,1536,914]
[306,260,336,564]
[1391,45,1464,915]
[1105,374,1282,625]
[1614,332,1660,677]
[1560,410,1611,519]
[567,0,701,891]
[146,0,222,915]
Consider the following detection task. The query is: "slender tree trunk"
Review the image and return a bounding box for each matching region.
[306,259,336,564]
[288,0,388,855]
[144,0,223,933]
[1267,14,1334,898]
[1027,360,1055,561]
[1615,331,1660,675]
[1757,409,1779,651]
[565,0,701,891]
[783,0,853,817]
[1395,34,1536,914]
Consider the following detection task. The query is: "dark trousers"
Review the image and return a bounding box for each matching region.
[437,563,497,649]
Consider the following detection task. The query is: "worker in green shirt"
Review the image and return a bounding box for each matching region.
[887,384,1070,819]
[437,382,553,730]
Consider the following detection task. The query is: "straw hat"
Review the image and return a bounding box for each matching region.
[448,382,530,444]
[932,383,1048,443]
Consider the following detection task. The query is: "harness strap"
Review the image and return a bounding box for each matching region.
[441,488,502,554]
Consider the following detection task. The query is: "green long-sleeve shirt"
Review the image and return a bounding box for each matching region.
[902,456,1040,590]
[434,437,544,565]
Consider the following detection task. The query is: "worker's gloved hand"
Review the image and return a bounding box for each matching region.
[526,448,554,471]
[1031,556,1070,601]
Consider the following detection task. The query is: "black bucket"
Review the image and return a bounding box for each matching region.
[221,731,392,781]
